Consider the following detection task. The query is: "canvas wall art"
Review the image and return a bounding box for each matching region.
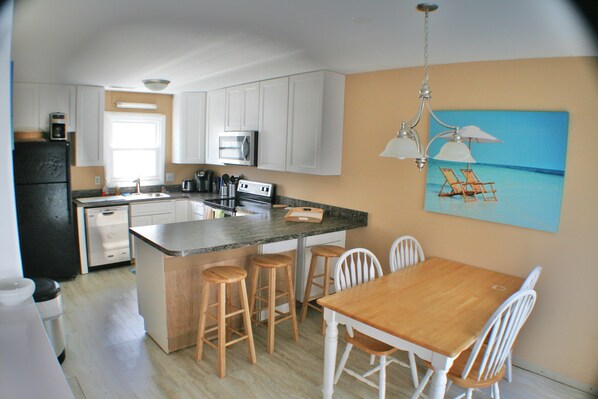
[424,110,569,232]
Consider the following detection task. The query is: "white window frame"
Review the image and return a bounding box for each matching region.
[104,112,166,188]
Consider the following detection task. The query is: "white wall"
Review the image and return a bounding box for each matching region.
[0,0,23,279]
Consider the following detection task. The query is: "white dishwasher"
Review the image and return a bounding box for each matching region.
[85,205,131,268]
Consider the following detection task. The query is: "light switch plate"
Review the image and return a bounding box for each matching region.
[166,173,174,182]
[94,176,101,185]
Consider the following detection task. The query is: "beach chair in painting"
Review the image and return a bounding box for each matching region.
[461,168,498,202]
[438,168,477,202]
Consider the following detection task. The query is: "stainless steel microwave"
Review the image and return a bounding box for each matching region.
[218,131,258,166]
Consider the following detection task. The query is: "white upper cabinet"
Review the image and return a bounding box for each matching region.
[75,86,105,166]
[286,71,345,175]
[38,84,76,132]
[205,89,225,165]
[172,92,206,164]
[224,82,259,131]
[258,77,289,171]
[12,83,39,131]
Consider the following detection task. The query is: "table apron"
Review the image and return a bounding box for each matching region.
[324,309,439,362]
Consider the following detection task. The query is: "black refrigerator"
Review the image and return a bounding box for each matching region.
[13,141,79,280]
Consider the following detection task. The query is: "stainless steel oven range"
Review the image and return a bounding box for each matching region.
[203,179,275,217]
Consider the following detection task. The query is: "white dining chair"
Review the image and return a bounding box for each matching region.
[333,248,418,399]
[389,235,425,272]
[411,289,537,399]
[503,265,542,382]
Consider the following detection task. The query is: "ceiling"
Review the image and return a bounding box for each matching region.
[11,0,596,93]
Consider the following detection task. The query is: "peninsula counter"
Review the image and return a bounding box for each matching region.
[130,205,367,353]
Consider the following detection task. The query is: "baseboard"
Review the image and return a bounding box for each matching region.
[512,356,596,396]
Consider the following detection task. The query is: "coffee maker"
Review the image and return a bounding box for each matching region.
[194,169,213,192]
[49,113,67,141]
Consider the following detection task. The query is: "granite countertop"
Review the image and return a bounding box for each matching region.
[130,206,367,257]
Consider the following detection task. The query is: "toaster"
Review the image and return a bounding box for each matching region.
[181,179,195,192]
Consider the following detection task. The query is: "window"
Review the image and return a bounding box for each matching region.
[104,112,165,188]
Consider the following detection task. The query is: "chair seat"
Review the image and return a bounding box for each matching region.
[423,345,506,389]
[311,245,346,258]
[345,330,398,357]
[202,266,247,284]
[251,254,292,269]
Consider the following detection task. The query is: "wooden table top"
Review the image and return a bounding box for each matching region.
[318,257,523,358]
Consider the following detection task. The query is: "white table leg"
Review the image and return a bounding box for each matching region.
[322,308,338,399]
[429,355,454,399]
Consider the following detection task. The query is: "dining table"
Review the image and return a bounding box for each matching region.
[317,257,524,399]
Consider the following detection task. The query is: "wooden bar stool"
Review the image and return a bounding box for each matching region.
[300,245,345,334]
[195,266,256,378]
[248,253,299,354]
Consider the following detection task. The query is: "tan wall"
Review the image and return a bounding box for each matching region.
[70,91,199,190]
[208,57,598,388]
[69,57,598,387]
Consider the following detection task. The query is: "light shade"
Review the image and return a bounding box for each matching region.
[143,79,170,91]
[379,137,422,159]
[433,141,476,163]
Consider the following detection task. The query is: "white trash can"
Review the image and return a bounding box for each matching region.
[32,278,66,364]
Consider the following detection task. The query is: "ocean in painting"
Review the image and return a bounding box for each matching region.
[424,160,565,232]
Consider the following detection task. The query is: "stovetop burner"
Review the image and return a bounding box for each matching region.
[203,180,276,215]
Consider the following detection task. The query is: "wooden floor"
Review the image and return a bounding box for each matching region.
[59,266,592,399]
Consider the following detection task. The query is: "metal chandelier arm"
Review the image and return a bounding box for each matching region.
[427,102,459,130]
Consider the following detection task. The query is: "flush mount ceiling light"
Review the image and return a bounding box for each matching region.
[142,79,170,92]
[380,4,495,171]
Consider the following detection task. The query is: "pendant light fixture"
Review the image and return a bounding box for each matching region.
[380,3,492,171]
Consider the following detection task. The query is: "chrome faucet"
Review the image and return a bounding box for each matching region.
[133,178,141,194]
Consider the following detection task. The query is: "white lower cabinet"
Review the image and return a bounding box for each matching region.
[130,201,176,257]
[189,201,205,221]
[175,200,189,223]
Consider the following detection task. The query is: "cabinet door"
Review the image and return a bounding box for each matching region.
[39,84,76,132]
[286,71,344,176]
[75,86,104,166]
[205,89,225,165]
[175,200,189,223]
[241,83,259,130]
[286,72,324,173]
[172,93,206,164]
[152,213,175,225]
[224,82,259,131]
[258,77,289,171]
[12,83,39,131]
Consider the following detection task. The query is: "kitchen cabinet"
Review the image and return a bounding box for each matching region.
[205,89,225,165]
[172,92,206,164]
[224,82,259,131]
[286,71,345,175]
[189,200,204,221]
[175,199,189,223]
[38,84,76,132]
[130,200,176,257]
[74,85,104,166]
[258,77,289,171]
[12,83,39,131]
[13,83,77,132]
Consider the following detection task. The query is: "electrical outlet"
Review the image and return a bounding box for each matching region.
[166,173,174,182]
[94,176,101,185]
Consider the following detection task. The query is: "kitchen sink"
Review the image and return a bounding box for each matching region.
[127,192,171,200]
[76,193,170,204]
